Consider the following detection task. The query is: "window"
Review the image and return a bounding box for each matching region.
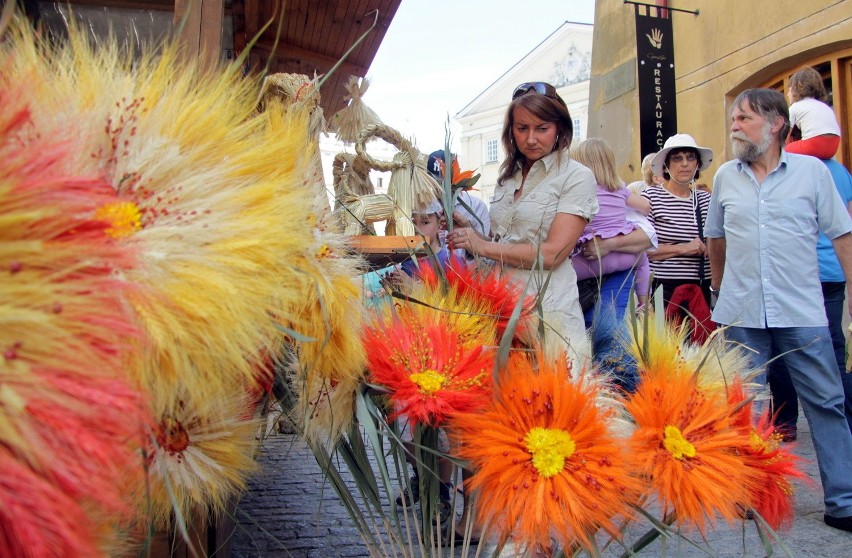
[485,139,498,163]
[572,118,582,140]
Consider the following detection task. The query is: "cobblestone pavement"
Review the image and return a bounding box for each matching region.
[230,413,852,557]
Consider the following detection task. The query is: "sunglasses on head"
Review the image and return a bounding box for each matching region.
[512,82,558,100]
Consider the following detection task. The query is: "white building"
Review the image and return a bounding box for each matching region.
[456,21,593,204]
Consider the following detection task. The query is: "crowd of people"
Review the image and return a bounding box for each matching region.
[393,67,852,541]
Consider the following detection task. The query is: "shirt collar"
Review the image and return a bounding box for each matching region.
[735,148,788,175]
[515,150,560,174]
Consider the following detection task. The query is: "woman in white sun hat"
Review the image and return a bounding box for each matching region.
[642,133,714,306]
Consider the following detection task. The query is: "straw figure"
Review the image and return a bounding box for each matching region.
[330,75,383,143]
[334,123,440,236]
[332,150,381,234]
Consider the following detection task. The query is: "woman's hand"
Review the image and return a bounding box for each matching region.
[447,226,486,255]
[582,228,653,260]
[581,238,610,260]
[680,237,707,257]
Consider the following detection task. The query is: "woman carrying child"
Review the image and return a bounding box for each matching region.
[570,138,651,309]
[570,138,653,392]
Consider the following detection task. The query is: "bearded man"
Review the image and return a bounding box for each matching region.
[705,88,852,533]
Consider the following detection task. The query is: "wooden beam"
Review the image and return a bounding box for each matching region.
[199,0,223,68]
[66,0,174,10]
[174,0,202,60]
[174,0,224,72]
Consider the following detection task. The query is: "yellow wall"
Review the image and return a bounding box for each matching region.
[588,0,852,182]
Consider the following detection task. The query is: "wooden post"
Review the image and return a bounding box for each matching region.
[174,0,224,72]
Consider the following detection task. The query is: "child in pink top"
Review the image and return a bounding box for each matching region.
[570,139,652,307]
[785,66,841,159]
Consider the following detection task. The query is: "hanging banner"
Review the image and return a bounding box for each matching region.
[634,6,677,157]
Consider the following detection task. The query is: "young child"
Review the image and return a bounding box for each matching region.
[570,139,652,307]
[400,199,450,276]
[785,66,841,159]
[361,200,449,306]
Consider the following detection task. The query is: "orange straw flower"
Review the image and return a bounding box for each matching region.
[363,316,493,427]
[451,352,640,552]
[624,370,762,534]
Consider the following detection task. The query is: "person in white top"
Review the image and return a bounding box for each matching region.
[785,66,841,159]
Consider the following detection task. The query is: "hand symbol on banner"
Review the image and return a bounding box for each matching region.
[647,28,663,49]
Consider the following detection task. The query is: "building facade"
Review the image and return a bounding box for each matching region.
[456,21,593,203]
[588,0,852,183]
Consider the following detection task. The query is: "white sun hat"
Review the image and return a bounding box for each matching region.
[412,198,444,216]
[650,133,714,177]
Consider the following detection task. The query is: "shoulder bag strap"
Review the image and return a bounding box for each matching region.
[693,189,706,281]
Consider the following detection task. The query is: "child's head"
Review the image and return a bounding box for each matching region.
[570,138,622,192]
[411,200,444,249]
[640,152,662,186]
[788,66,827,103]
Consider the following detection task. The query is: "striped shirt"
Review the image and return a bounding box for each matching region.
[641,185,710,281]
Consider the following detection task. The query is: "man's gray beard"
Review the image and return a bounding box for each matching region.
[731,136,760,162]
[731,123,772,162]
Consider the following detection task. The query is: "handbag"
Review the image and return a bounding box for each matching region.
[576,277,599,313]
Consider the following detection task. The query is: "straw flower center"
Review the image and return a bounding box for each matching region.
[95,201,142,238]
[409,369,447,395]
[524,427,575,478]
[157,417,190,455]
[663,425,696,460]
[316,244,333,259]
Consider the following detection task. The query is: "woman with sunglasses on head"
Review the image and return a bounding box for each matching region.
[642,133,714,308]
[448,81,597,365]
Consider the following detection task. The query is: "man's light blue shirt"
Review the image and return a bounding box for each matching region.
[817,159,852,282]
[706,151,852,328]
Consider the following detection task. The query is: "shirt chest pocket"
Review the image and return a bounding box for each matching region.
[765,196,817,234]
[520,190,558,225]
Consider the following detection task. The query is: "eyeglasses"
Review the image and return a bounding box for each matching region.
[512,82,558,100]
[669,153,698,164]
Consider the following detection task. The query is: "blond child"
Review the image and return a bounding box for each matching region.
[571,139,652,307]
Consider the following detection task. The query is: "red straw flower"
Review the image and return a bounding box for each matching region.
[728,380,810,531]
[417,258,534,341]
[364,316,493,427]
